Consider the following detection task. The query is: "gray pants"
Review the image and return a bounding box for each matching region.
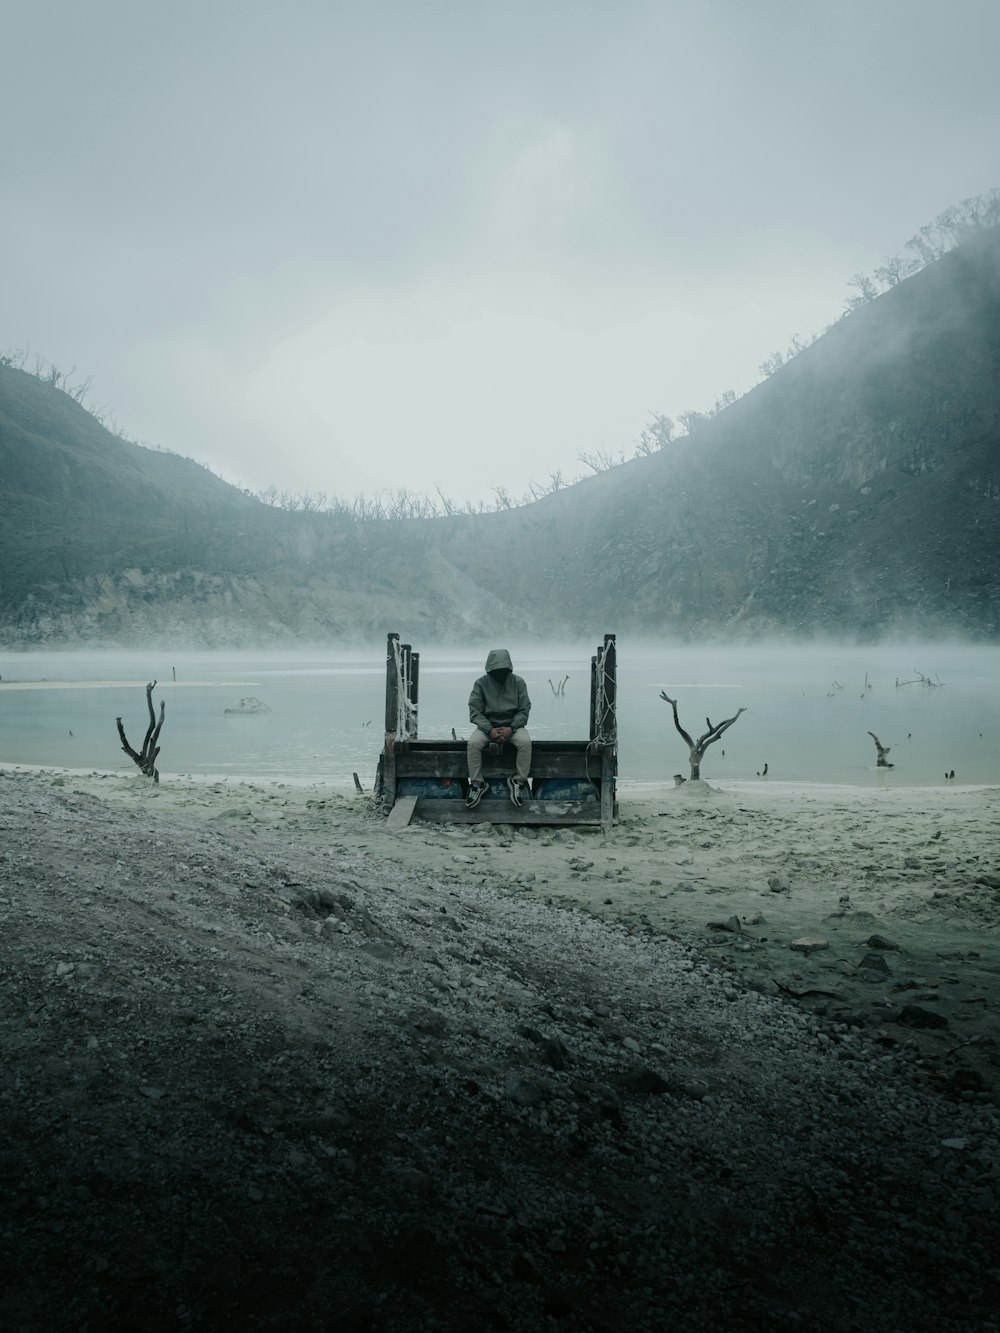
[467,728,532,784]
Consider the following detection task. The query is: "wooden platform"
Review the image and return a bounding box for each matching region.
[380,738,617,827]
[376,633,618,828]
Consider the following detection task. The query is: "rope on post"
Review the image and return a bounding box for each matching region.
[392,637,418,740]
[591,635,617,749]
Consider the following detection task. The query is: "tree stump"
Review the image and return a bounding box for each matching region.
[867,731,894,768]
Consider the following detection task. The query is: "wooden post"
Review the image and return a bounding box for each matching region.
[592,635,617,741]
[384,632,400,737]
[599,635,617,829]
[600,748,615,828]
[401,643,412,738]
[382,744,397,809]
[601,634,617,742]
[589,653,598,740]
[410,651,420,739]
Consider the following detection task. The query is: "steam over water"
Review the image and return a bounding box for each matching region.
[1,643,997,788]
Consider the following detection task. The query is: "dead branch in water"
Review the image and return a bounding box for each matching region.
[116,681,165,783]
[867,731,894,768]
[660,692,746,780]
[896,671,944,688]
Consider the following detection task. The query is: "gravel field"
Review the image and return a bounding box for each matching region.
[2,768,999,1332]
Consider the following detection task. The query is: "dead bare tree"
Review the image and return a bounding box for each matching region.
[577,447,625,474]
[895,671,944,689]
[867,731,894,768]
[116,681,165,783]
[660,692,746,780]
[548,675,569,696]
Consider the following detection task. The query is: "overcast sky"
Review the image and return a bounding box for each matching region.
[3,0,998,505]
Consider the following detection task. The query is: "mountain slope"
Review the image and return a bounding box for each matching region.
[1,226,998,646]
[0,366,256,599]
[0,366,508,645]
[446,225,1000,638]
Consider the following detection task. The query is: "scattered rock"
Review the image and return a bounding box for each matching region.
[390,1166,434,1196]
[511,1253,542,1284]
[858,953,892,975]
[681,1079,710,1100]
[947,1069,986,1094]
[405,1008,449,1037]
[789,936,829,955]
[896,1005,949,1030]
[706,915,742,934]
[540,1037,571,1070]
[618,1066,671,1096]
[866,934,900,951]
[504,1077,544,1107]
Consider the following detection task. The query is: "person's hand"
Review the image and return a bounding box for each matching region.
[500,726,513,740]
[489,727,503,741]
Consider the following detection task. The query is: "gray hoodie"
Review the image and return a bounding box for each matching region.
[468,648,531,734]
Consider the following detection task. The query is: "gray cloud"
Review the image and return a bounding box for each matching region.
[3,0,998,501]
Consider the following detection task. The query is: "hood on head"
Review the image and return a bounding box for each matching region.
[485,647,513,675]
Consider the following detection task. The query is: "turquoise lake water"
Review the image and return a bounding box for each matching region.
[1,642,997,788]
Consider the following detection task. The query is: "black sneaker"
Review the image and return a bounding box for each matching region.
[507,777,526,807]
[466,781,488,809]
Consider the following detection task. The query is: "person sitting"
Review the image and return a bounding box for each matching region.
[466,648,532,808]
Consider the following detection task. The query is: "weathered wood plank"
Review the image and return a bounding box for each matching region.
[600,749,615,828]
[410,652,420,736]
[393,739,603,755]
[384,632,399,733]
[381,746,397,810]
[395,751,605,780]
[413,799,609,826]
[385,794,418,829]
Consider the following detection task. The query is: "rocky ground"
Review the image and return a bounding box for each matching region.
[2,767,999,1332]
